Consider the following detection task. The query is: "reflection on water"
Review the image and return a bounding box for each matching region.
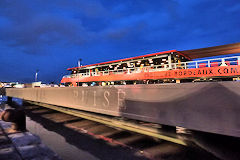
[12,97,23,106]
[0,96,22,108]
[27,116,99,160]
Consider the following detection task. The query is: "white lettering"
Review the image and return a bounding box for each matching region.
[73,90,78,97]
[118,89,126,109]
[93,91,97,106]
[81,90,84,102]
[103,91,110,107]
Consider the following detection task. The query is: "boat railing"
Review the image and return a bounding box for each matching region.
[63,56,240,78]
[169,56,240,70]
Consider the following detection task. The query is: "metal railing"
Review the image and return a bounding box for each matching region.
[63,56,240,79]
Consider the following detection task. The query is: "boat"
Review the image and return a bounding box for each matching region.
[61,43,240,87]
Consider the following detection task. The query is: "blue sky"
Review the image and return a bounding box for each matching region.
[0,0,240,83]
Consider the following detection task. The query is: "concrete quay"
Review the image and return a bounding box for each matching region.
[6,81,240,138]
[0,119,61,160]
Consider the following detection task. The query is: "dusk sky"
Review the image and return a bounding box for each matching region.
[0,0,240,83]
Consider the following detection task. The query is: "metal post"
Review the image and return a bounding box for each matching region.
[78,58,82,68]
[221,58,225,66]
[7,97,12,104]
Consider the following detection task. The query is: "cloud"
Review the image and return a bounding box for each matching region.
[0,0,96,55]
[6,15,89,52]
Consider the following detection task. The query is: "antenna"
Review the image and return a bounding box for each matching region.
[78,58,82,68]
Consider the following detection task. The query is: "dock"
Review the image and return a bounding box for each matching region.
[5,81,240,138]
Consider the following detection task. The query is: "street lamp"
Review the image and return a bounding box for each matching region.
[35,69,39,82]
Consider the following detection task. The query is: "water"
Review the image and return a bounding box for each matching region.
[26,116,99,160]
[0,96,22,108]
[24,110,147,160]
